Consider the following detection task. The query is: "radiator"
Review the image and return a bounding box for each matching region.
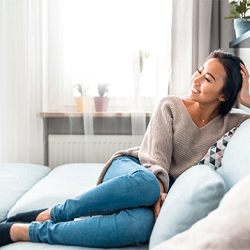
[48,135,144,169]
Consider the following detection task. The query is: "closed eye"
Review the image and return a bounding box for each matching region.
[205,77,211,82]
[197,68,211,82]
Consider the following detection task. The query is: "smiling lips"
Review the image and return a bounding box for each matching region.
[192,86,201,94]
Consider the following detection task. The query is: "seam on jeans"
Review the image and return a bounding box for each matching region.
[52,208,57,223]
[29,223,35,242]
[76,204,153,218]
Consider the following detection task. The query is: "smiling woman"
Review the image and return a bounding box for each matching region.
[183,50,247,129]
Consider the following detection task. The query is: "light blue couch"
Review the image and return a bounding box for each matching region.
[1,117,249,250]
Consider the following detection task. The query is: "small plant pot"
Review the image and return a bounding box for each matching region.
[94,97,109,112]
[234,18,250,38]
[75,97,83,112]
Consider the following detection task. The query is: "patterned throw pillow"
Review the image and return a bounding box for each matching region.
[199,127,237,170]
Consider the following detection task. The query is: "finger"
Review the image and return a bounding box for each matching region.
[241,73,249,88]
[241,70,249,83]
[162,193,167,199]
[241,68,249,78]
[241,63,249,77]
[154,202,161,221]
[160,193,167,205]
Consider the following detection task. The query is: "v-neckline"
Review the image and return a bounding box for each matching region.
[178,98,222,130]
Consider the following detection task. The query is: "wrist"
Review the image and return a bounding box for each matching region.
[157,178,164,193]
[240,96,250,109]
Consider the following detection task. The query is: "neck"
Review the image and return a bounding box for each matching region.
[195,103,220,123]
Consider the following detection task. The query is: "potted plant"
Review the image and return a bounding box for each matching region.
[225,0,250,38]
[94,83,109,112]
[73,83,89,112]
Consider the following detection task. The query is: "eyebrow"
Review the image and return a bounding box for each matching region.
[202,65,216,82]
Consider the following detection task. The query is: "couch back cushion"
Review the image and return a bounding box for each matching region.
[217,119,250,190]
[0,163,50,222]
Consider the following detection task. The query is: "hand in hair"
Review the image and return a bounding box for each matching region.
[238,63,250,109]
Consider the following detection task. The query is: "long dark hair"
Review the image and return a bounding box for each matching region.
[206,50,244,116]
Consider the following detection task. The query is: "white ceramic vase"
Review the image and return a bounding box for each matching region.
[234,18,250,38]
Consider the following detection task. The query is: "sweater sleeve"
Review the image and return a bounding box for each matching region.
[138,98,173,192]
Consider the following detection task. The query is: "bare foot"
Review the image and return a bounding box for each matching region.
[10,223,30,242]
[36,208,51,222]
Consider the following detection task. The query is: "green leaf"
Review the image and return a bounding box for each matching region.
[236,5,246,14]
[224,16,237,20]
[230,7,240,16]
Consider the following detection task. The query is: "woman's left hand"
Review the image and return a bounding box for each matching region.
[153,192,167,221]
[238,63,250,108]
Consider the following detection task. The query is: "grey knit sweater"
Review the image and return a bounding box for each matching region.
[97,96,250,192]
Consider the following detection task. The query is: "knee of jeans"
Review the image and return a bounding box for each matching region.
[130,170,160,203]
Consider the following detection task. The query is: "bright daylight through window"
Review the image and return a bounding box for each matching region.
[59,0,171,111]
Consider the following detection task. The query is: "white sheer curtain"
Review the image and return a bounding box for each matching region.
[0,0,45,164]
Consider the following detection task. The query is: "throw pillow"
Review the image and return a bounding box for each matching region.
[152,174,250,250]
[199,127,237,170]
[149,164,227,250]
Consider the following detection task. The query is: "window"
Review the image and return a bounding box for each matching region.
[47,0,171,111]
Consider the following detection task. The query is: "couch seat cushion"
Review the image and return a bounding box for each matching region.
[8,163,104,217]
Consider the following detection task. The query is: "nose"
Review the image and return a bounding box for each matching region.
[193,74,202,86]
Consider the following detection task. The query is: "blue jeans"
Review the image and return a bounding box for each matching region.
[28,156,160,247]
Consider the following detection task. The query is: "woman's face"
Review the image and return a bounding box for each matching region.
[188,58,227,106]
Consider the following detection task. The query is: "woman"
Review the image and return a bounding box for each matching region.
[1,50,250,247]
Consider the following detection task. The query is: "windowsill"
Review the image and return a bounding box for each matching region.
[40,111,152,118]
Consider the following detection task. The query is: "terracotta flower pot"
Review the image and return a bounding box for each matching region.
[94,97,109,112]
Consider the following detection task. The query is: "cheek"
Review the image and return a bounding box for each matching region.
[201,85,222,98]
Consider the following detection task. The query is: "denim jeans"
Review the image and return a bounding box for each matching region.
[28,156,160,247]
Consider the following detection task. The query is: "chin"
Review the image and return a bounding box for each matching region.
[187,90,193,100]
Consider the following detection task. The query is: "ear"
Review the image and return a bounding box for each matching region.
[219,93,227,102]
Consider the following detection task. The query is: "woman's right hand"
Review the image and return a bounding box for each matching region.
[238,63,250,108]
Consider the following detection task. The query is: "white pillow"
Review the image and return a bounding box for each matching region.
[8,163,105,217]
[217,119,250,190]
[0,163,51,222]
[149,165,227,249]
[152,174,250,250]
